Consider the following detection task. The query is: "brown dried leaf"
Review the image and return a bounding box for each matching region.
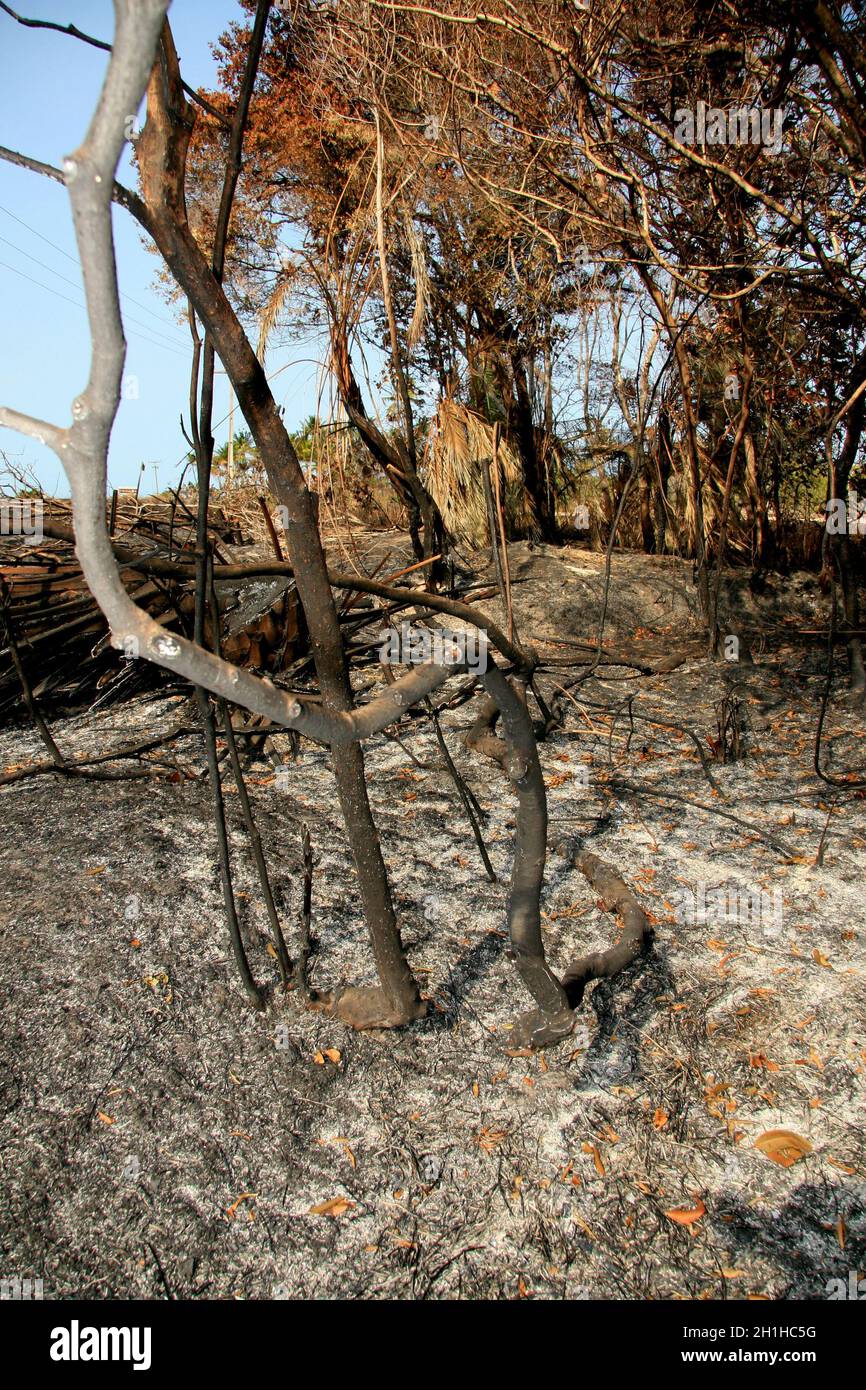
[827,1156,856,1175]
[748,1052,780,1072]
[226,1192,257,1219]
[665,1198,706,1226]
[754,1130,812,1167]
[477,1127,508,1152]
[309,1196,354,1217]
[581,1142,605,1176]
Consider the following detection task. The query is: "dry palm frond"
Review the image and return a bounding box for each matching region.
[402,205,429,355]
[257,267,297,366]
[423,398,534,544]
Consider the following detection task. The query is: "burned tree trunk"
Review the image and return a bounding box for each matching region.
[327,315,445,574]
[0,0,654,1053]
[135,17,428,1025]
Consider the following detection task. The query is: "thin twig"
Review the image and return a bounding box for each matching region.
[0,577,66,768]
[0,726,193,786]
[297,823,316,998]
[491,423,516,644]
[427,699,497,882]
[219,698,293,987]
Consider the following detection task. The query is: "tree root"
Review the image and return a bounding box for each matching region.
[329,984,430,1031]
[508,1006,577,1049]
[561,850,654,1010]
[505,849,653,1050]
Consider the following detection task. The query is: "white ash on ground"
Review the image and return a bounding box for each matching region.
[0,549,863,1299]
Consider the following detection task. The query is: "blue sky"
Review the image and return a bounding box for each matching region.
[0,1,328,495]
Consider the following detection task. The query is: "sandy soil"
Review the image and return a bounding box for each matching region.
[1,543,863,1300]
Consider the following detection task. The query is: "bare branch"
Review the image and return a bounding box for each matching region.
[0,405,66,452]
[0,1,232,126]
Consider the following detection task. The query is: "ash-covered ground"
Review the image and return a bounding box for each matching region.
[1,544,864,1300]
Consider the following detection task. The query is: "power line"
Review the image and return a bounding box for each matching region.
[0,232,191,354]
[0,240,309,483]
[0,255,191,360]
[0,201,189,340]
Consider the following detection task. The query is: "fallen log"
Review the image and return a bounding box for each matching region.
[0,499,307,715]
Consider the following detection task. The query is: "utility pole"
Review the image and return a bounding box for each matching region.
[227,382,235,485]
[216,370,235,487]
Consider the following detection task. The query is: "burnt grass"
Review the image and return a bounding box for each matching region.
[0,543,864,1300]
